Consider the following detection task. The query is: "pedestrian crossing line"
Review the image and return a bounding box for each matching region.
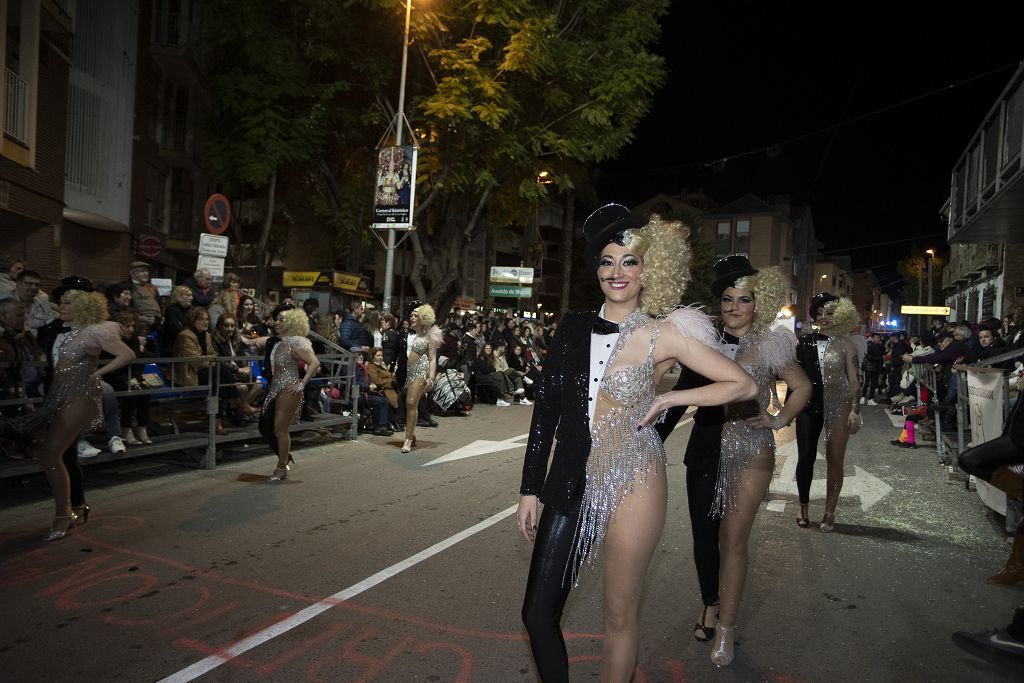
[157,503,520,683]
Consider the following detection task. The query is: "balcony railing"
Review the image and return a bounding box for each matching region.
[152,9,187,47]
[948,63,1024,239]
[942,244,1003,289]
[4,68,29,144]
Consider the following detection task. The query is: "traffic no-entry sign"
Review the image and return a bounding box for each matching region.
[137,234,162,259]
[204,194,231,234]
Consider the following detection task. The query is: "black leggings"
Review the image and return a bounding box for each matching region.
[795,411,825,505]
[958,436,1024,482]
[521,499,584,683]
[258,397,280,456]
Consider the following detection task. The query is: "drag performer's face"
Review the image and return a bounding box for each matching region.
[815,306,834,332]
[597,242,643,306]
[410,311,421,331]
[720,286,755,335]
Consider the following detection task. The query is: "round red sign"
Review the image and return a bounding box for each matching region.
[137,235,162,259]
[204,193,231,235]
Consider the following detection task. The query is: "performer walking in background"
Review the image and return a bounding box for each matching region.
[792,294,861,531]
[517,204,756,682]
[402,304,441,453]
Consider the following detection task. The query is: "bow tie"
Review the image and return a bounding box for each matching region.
[593,317,619,335]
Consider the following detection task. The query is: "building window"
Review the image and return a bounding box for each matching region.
[734,219,750,256]
[715,222,731,256]
[982,285,995,318]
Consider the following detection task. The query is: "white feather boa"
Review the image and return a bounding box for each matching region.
[751,325,798,375]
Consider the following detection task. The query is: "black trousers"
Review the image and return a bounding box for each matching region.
[686,465,721,606]
[258,397,280,456]
[795,410,825,505]
[861,371,883,400]
[958,436,1024,482]
[521,497,584,683]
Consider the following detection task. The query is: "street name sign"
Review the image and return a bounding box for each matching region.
[490,284,532,298]
[900,305,951,315]
[489,266,534,284]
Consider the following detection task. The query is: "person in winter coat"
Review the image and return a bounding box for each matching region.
[860,332,886,405]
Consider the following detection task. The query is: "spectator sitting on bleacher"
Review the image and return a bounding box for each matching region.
[14,270,54,337]
[355,350,393,436]
[186,268,215,308]
[507,343,535,401]
[124,261,162,336]
[105,283,133,317]
[366,347,400,433]
[171,307,215,390]
[0,255,24,299]
[208,288,238,329]
[106,310,154,446]
[0,297,45,403]
[978,324,1014,370]
[212,313,261,423]
[161,285,194,356]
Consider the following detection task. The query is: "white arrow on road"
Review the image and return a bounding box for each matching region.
[767,439,892,511]
[422,433,530,467]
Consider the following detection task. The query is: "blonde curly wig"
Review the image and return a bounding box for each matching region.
[733,266,788,338]
[276,308,310,337]
[68,291,110,327]
[823,297,858,336]
[413,304,436,329]
[618,215,692,317]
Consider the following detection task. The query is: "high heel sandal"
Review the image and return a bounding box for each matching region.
[796,504,809,528]
[710,624,735,667]
[72,504,91,525]
[44,512,78,542]
[401,437,416,453]
[820,512,835,533]
[694,602,719,642]
[269,455,293,482]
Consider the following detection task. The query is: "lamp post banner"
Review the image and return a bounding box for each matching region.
[372,145,417,230]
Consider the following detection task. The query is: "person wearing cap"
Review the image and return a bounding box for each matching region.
[15,278,135,540]
[655,256,811,665]
[517,204,757,681]
[792,293,862,532]
[124,261,162,335]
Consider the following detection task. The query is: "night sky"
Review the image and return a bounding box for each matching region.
[596,3,1024,296]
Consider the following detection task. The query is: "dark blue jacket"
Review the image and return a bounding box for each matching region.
[338,312,364,351]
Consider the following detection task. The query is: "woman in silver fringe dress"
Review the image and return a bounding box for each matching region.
[517,207,757,683]
[21,286,135,540]
[700,257,811,667]
[401,304,441,453]
[259,308,319,481]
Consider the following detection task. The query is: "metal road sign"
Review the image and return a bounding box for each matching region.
[198,233,229,258]
[489,266,534,284]
[489,284,532,298]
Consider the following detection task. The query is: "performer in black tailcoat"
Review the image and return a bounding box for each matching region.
[516,204,757,682]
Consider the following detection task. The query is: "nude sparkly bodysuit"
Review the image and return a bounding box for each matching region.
[262,336,313,423]
[821,335,854,442]
[405,335,430,389]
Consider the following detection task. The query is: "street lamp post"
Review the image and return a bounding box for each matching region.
[925,248,935,307]
[381,0,414,315]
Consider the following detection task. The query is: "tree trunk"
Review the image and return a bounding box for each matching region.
[559,189,575,316]
[255,169,278,297]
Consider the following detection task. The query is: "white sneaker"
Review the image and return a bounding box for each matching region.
[859,397,866,405]
[77,440,101,458]
[496,399,511,407]
[108,436,126,454]
[523,376,534,385]
[867,399,877,406]
[514,387,526,396]
[518,398,533,405]
[122,429,141,446]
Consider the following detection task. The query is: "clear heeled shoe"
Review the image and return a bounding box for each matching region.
[710,624,735,667]
[401,436,416,453]
[268,455,294,482]
[72,504,91,525]
[820,512,835,533]
[44,512,78,542]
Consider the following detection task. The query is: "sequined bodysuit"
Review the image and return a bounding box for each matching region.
[262,336,312,421]
[20,322,120,435]
[571,310,666,579]
[712,327,796,516]
[405,335,430,389]
[822,335,854,441]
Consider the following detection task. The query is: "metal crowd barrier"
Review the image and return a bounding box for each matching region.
[0,349,358,477]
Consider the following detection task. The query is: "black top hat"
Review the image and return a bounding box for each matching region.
[808,292,839,320]
[710,255,758,297]
[582,203,648,267]
[52,275,96,301]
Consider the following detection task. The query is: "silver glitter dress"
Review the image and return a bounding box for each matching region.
[20,322,121,435]
[404,326,442,389]
[571,307,716,580]
[712,327,796,516]
[262,336,314,421]
[822,335,856,442]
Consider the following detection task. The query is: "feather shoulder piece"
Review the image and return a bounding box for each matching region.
[846,333,867,363]
[427,325,444,346]
[661,305,719,350]
[751,326,797,375]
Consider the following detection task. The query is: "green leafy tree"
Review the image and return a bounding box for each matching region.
[396,0,669,313]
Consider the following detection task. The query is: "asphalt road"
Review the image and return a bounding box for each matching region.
[1,384,1020,682]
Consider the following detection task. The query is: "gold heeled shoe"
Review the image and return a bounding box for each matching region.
[401,437,416,453]
[72,504,91,525]
[44,512,78,542]
[710,624,735,667]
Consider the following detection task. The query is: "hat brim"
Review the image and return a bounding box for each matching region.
[584,214,649,267]
[52,284,96,300]
[710,267,759,297]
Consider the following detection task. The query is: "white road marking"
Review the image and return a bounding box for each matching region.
[765,500,787,512]
[157,504,519,683]
[769,440,893,510]
[422,433,530,466]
